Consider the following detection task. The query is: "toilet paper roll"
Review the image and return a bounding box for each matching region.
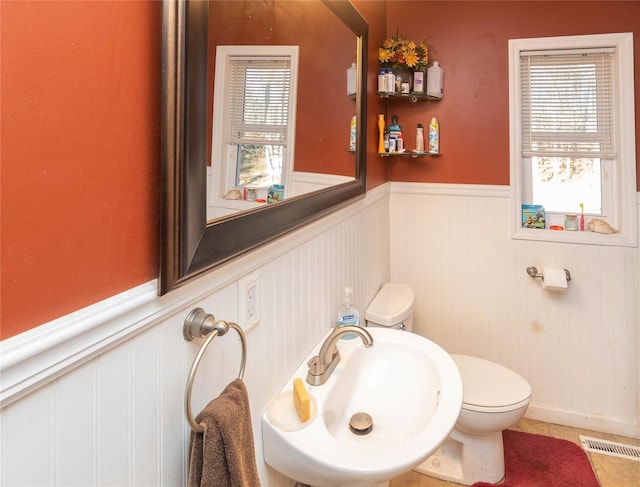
[541,267,568,290]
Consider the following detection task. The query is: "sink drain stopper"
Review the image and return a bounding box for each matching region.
[349,412,373,435]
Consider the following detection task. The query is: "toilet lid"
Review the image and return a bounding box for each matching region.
[452,354,531,409]
[365,283,414,326]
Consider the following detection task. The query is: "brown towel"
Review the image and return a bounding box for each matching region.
[188,379,262,487]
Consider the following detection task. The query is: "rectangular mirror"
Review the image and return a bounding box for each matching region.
[159,0,368,295]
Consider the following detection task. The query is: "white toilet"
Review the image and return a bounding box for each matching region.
[365,283,531,485]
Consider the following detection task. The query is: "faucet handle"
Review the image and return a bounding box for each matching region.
[307,356,321,375]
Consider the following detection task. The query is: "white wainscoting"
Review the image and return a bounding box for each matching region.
[390,182,640,439]
[0,185,391,487]
[2,181,638,487]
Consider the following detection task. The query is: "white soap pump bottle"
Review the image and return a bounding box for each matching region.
[336,286,360,339]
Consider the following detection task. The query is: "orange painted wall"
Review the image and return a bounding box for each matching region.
[385,1,640,187]
[1,1,638,340]
[1,1,161,338]
[354,0,389,190]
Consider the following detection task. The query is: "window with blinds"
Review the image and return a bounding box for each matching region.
[508,33,636,246]
[227,57,292,187]
[520,49,615,215]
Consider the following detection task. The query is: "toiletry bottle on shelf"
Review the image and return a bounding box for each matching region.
[389,115,402,152]
[388,115,402,152]
[413,71,425,93]
[377,114,386,153]
[580,203,585,231]
[386,68,395,93]
[350,115,357,151]
[415,123,425,152]
[378,69,386,92]
[347,62,356,96]
[336,287,360,339]
[428,117,440,153]
[427,61,444,99]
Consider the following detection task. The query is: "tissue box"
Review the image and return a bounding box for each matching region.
[522,204,545,229]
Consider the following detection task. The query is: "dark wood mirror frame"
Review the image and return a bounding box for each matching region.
[160,0,368,295]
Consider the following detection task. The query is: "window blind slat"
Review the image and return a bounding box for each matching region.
[520,50,615,158]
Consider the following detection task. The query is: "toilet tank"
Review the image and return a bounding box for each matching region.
[365,283,414,331]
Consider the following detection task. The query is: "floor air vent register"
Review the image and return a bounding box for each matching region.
[580,435,640,462]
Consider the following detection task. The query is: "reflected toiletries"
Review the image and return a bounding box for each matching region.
[350,115,357,151]
[347,62,356,96]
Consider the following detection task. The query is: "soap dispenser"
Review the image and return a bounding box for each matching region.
[336,287,361,339]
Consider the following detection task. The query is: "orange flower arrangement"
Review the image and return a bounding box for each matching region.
[379,30,429,71]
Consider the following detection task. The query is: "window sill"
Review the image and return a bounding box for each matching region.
[511,226,637,248]
[211,199,267,209]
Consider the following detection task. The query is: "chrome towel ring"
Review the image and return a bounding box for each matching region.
[183,307,247,433]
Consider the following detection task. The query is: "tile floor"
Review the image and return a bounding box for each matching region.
[390,418,640,486]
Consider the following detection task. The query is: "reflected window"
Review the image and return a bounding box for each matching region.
[210,46,298,207]
[229,58,291,187]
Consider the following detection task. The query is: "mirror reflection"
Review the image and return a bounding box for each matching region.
[206,0,359,221]
[159,0,367,295]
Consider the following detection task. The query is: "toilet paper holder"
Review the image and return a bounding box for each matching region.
[526,266,571,282]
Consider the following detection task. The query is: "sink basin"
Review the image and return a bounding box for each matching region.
[261,327,463,487]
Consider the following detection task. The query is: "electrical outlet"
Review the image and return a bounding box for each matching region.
[238,273,260,332]
[246,281,258,322]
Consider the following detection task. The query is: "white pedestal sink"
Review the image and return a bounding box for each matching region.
[261,327,463,487]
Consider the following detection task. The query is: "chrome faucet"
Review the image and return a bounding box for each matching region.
[306,326,374,386]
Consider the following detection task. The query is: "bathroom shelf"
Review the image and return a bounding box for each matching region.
[377,91,442,103]
[379,152,441,158]
[377,90,442,156]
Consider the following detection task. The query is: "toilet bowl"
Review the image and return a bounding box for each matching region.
[365,283,532,485]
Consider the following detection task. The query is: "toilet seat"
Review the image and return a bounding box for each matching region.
[452,354,531,413]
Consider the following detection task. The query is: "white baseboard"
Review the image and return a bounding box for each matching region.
[526,404,639,439]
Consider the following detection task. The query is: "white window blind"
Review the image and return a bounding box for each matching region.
[520,49,615,159]
[227,58,291,146]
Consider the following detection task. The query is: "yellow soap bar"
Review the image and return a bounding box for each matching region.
[292,378,310,423]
